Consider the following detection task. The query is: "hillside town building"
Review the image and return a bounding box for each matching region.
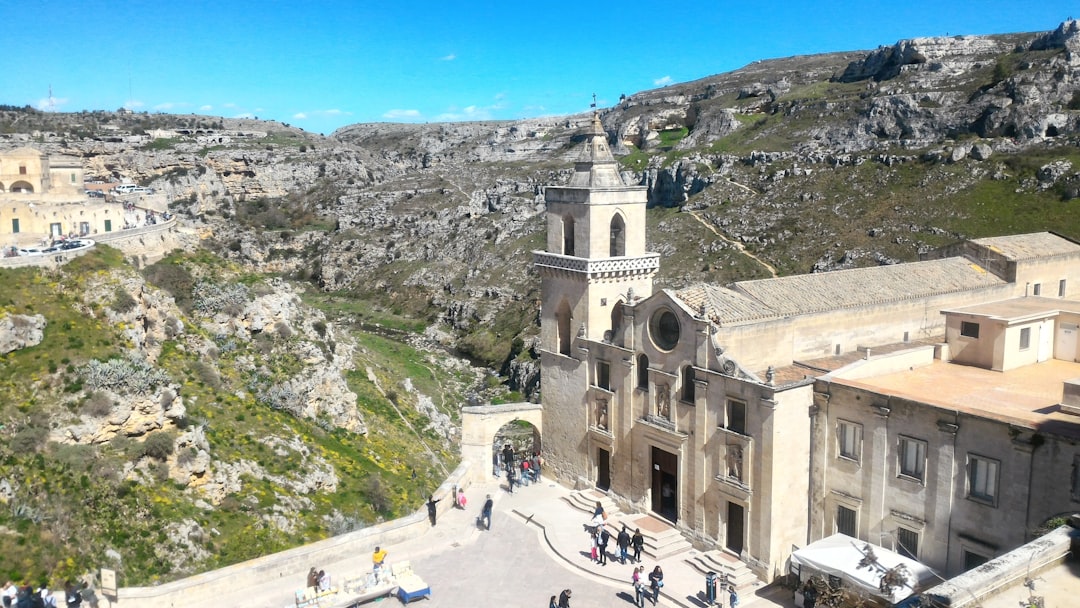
[0,147,123,245]
[535,114,1080,585]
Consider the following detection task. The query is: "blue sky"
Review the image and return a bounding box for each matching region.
[5,1,1075,135]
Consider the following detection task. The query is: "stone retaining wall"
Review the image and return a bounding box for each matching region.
[111,461,473,608]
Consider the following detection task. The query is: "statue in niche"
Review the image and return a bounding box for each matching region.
[594,398,608,430]
[655,384,671,419]
[727,444,744,481]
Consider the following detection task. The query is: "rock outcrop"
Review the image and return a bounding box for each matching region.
[0,314,45,354]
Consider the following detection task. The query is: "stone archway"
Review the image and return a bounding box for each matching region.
[461,402,542,484]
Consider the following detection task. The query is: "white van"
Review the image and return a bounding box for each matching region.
[114,184,137,193]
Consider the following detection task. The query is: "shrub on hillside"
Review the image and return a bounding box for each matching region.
[141,261,195,314]
[82,356,171,394]
[142,432,175,460]
[80,391,114,417]
[111,288,137,314]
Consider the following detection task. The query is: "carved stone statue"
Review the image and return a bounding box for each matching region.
[655,384,671,419]
[726,444,744,481]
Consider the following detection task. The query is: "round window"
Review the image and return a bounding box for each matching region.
[650,309,681,351]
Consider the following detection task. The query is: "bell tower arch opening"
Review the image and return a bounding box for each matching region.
[562,215,575,256]
[609,213,625,257]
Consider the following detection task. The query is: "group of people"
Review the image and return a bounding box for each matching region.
[1,581,88,608]
[495,444,541,493]
[549,588,572,608]
[304,567,331,593]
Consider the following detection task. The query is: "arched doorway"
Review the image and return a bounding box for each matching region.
[460,402,542,484]
[9,181,33,193]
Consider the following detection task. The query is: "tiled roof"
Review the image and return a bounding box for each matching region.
[674,284,780,325]
[719,257,1006,320]
[970,232,1080,260]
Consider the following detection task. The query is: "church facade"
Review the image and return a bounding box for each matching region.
[535,116,1080,582]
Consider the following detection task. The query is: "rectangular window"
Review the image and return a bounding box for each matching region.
[1060,279,1067,298]
[70,173,76,183]
[963,550,989,571]
[1019,327,1031,350]
[104,219,112,232]
[11,218,19,233]
[596,361,610,391]
[899,436,926,481]
[727,400,746,435]
[836,505,857,537]
[968,455,999,503]
[18,166,26,175]
[838,420,861,462]
[1033,283,1042,296]
[960,321,980,339]
[897,527,919,560]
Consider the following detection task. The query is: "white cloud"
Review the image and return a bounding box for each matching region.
[382,109,422,120]
[293,112,308,120]
[124,100,144,109]
[233,112,255,119]
[440,53,456,61]
[35,96,69,111]
[154,102,188,111]
[223,102,237,109]
[653,76,673,86]
[199,104,213,111]
[436,97,507,122]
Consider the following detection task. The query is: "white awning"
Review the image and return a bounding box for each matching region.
[791,534,938,604]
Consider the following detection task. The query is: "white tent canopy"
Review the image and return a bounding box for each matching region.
[791,534,938,605]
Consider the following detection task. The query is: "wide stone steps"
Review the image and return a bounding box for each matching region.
[564,490,692,561]
[684,549,762,592]
[563,488,621,518]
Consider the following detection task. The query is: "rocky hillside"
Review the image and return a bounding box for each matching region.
[2,18,1080,583]
[0,248,470,585]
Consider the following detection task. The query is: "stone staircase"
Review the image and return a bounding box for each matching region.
[563,489,693,560]
[684,549,762,592]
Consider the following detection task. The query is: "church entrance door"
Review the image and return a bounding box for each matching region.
[651,447,677,524]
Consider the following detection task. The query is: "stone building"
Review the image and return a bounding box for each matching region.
[535,116,1080,583]
[0,147,124,245]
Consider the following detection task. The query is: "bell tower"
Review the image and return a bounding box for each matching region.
[534,109,659,354]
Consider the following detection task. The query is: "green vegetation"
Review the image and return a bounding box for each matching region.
[0,250,458,585]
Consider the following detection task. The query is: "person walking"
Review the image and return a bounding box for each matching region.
[557,588,572,608]
[597,526,611,565]
[728,584,739,608]
[481,494,494,530]
[631,528,645,563]
[506,467,516,494]
[648,566,664,606]
[617,525,631,564]
[589,528,599,562]
[632,566,646,608]
[549,595,558,608]
[425,494,441,526]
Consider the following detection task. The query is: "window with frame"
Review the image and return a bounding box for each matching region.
[1033,283,1042,296]
[968,455,999,503]
[960,321,980,339]
[896,527,919,560]
[726,399,746,435]
[1060,279,1067,297]
[963,550,989,571]
[836,505,857,537]
[596,361,610,391]
[1019,327,1031,350]
[898,436,926,481]
[636,354,649,390]
[680,366,695,403]
[838,420,861,461]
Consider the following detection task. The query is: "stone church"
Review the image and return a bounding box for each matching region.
[535,113,1080,582]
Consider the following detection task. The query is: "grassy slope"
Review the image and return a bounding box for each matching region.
[0,248,458,586]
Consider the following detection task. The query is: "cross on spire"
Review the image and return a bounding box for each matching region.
[590,93,597,108]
